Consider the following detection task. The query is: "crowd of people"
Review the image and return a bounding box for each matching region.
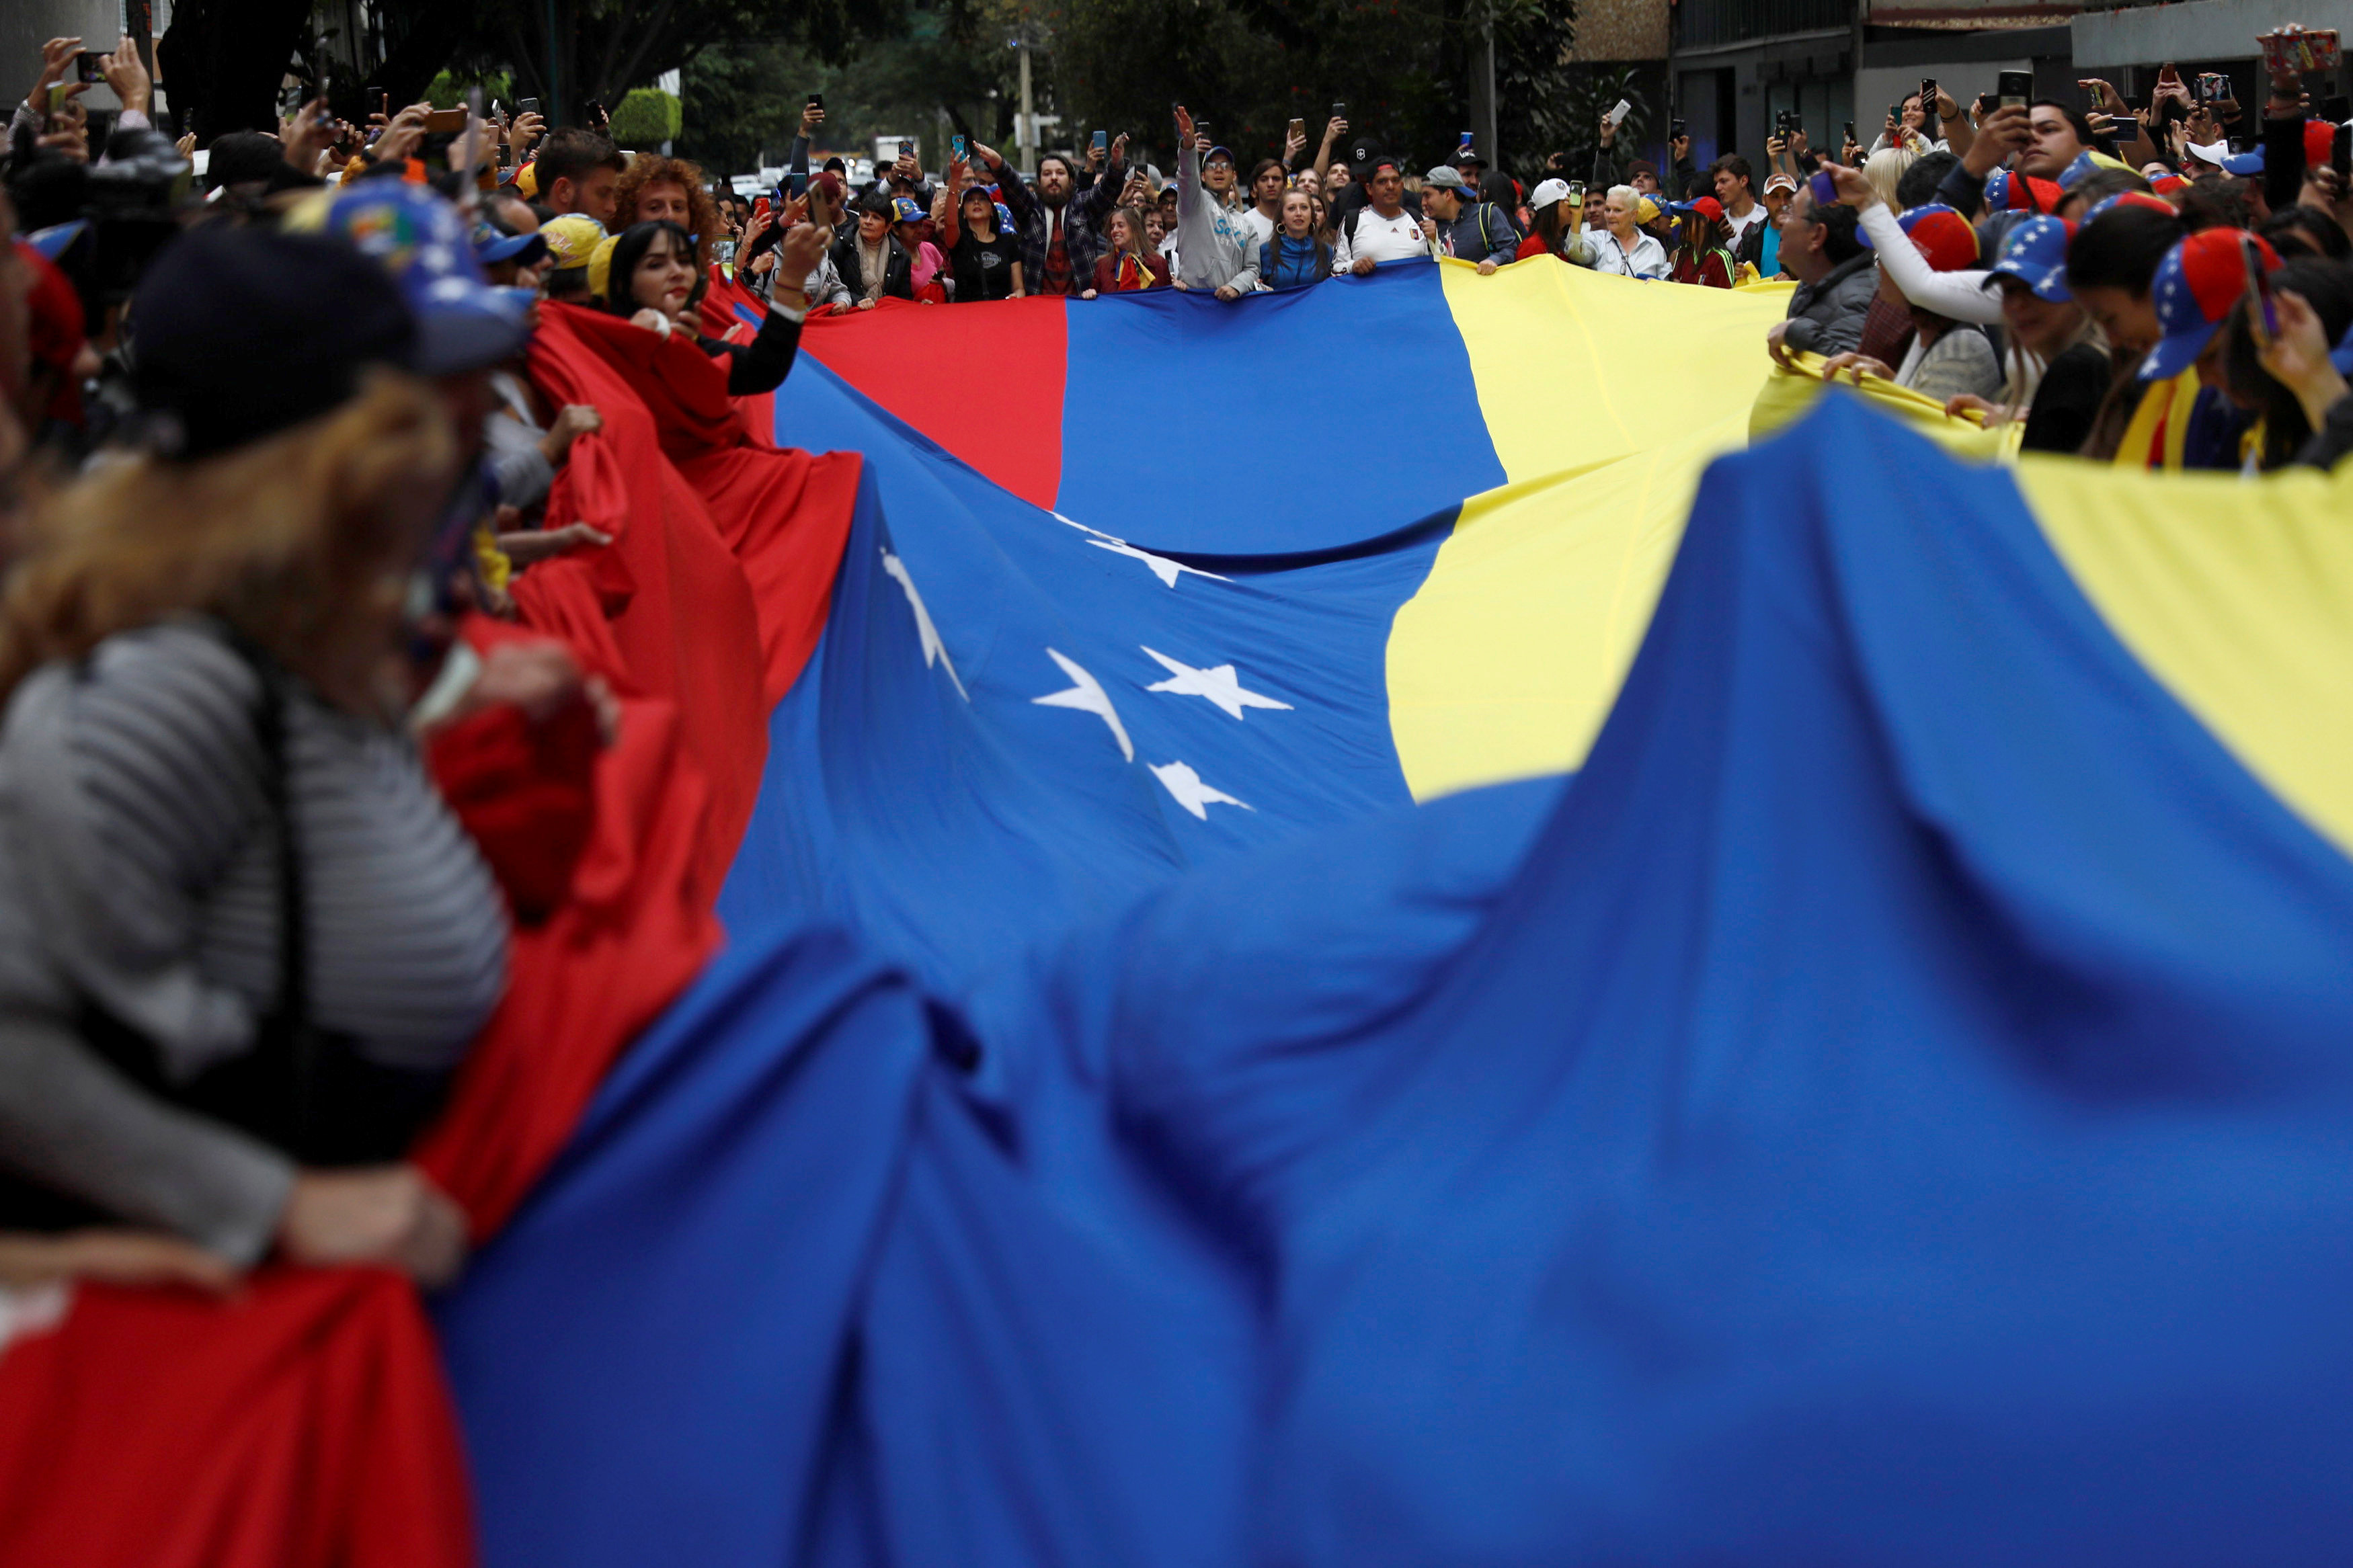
[0,23,2350,1302]
[686,74,2352,468]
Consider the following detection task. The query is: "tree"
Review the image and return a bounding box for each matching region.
[1032,0,1533,177]
[1489,0,1579,183]
[610,87,683,147]
[365,0,913,130]
[156,0,315,141]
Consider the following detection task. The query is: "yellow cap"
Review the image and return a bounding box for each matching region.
[514,161,539,198]
[540,214,605,272]
[586,233,620,302]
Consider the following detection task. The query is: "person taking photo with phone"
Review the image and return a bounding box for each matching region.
[1517,180,1597,266]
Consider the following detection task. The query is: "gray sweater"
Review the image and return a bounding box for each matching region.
[1172,143,1257,290]
[0,621,508,1260]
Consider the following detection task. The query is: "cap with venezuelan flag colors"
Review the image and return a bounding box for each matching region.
[1983,168,2063,214]
[1983,214,2075,300]
[2059,149,2135,188]
[1896,203,1978,271]
[2080,190,2176,226]
[2140,228,2280,382]
[283,180,528,374]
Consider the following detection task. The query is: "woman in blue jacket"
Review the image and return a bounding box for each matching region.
[1230,190,1330,295]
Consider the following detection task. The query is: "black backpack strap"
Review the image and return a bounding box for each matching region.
[216,632,323,1154]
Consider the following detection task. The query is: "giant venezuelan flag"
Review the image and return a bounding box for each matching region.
[436,259,2353,1564]
[19,256,2353,1565]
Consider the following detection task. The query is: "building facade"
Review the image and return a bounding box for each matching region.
[1561,0,2349,192]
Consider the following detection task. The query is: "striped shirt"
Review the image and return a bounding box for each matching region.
[0,620,508,1255]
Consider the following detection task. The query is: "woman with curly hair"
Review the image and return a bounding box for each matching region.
[612,153,723,263]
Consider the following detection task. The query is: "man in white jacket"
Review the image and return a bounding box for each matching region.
[1331,157,1432,275]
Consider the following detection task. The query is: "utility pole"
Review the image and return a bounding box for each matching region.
[1017,36,1035,175]
[1472,5,1498,171]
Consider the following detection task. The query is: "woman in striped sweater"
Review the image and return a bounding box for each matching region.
[0,229,520,1291]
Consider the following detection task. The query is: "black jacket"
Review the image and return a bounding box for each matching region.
[698,305,803,396]
[828,232,916,304]
[2295,390,2353,472]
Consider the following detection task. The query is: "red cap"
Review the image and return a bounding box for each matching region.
[2307,118,2338,171]
[16,242,85,425]
[1896,204,1981,272]
[1689,195,1725,223]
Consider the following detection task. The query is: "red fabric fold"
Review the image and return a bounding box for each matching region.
[412,684,719,1236]
[528,302,772,893]
[0,1270,477,1568]
[557,300,855,705]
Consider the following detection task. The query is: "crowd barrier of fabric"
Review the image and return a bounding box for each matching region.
[13,257,2353,1564]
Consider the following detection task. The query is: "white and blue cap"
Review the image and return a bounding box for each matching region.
[1982,214,2076,302]
[286,180,532,374]
[473,220,548,269]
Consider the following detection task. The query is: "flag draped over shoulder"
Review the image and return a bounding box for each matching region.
[443,272,2353,1564]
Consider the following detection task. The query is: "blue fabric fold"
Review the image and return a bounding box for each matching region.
[444,397,2353,1566]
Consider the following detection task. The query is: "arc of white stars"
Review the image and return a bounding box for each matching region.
[1149,761,1252,819]
[1032,649,1133,761]
[880,549,967,701]
[1140,647,1293,720]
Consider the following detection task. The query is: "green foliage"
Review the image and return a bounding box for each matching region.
[426,0,910,129]
[610,87,683,147]
[1490,0,1579,183]
[1043,0,1468,175]
[423,69,516,108]
[1562,63,1649,173]
[679,18,1019,177]
[678,45,807,175]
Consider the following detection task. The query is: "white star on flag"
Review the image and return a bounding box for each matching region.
[881,548,967,700]
[1033,649,1133,760]
[1149,761,1251,819]
[1140,648,1293,720]
[1051,513,1230,589]
[1088,538,1232,589]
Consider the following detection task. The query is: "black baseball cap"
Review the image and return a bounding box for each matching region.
[130,223,419,460]
[203,131,315,194]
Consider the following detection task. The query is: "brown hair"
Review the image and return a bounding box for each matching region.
[0,374,456,706]
[1106,204,1148,260]
[612,154,723,262]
